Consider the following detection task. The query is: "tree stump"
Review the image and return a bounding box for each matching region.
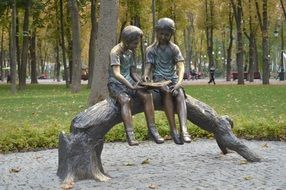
[57,91,261,183]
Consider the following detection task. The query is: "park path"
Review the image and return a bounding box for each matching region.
[1,139,285,190]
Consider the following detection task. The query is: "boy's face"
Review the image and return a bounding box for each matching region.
[126,38,140,51]
[156,29,172,45]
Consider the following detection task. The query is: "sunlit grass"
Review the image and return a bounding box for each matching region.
[0,84,285,152]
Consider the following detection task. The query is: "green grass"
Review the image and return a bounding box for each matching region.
[185,85,286,140]
[0,84,285,152]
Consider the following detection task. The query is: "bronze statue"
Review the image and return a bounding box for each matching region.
[143,18,191,145]
[58,20,261,186]
[108,25,164,146]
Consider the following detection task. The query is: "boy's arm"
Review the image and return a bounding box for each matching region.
[142,63,152,82]
[171,61,185,92]
[112,65,134,89]
[130,66,141,83]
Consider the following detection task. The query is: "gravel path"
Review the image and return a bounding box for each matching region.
[0,139,285,190]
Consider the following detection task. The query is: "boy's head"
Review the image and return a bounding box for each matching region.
[121,25,143,50]
[155,17,175,44]
[155,18,175,33]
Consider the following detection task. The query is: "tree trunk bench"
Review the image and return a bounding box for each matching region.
[57,91,261,183]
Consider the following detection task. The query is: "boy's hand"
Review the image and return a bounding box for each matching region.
[170,84,180,96]
[132,81,145,90]
[142,75,149,82]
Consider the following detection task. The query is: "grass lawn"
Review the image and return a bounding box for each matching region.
[0,84,285,152]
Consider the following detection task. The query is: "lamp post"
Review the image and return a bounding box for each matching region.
[274,23,285,81]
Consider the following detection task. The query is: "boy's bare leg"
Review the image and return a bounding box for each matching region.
[137,90,164,144]
[161,87,183,145]
[118,94,139,146]
[176,89,191,143]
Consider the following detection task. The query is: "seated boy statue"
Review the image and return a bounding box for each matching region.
[142,18,191,145]
[108,25,164,146]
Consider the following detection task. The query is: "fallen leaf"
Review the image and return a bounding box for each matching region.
[148,184,158,189]
[243,176,253,180]
[9,167,21,173]
[261,143,268,148]
[61,181,74,190]
[239,160,248,165]
[164,135,172,140]
[124,162,135,166]
[141,159,150,165]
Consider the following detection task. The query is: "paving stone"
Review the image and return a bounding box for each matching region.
[0,139,285,189]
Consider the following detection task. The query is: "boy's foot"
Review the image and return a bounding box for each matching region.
[181,133,191,143]
[126,131,139,146]
[171,131,184,145]
[148,127,164,144]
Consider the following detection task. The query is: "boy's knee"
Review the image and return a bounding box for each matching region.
[118,94,131,104]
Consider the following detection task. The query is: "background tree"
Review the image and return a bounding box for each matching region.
[88,0,119,106]
[68,0,82,93]
[87,0,98,89]
[60,0,69,87]
[230,0,244,85]
[255,0,270,84]
[10,0,17,93]
[18,0,31,89]
[226,2,234,81]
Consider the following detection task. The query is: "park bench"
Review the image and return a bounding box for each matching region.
[232,72,261,80]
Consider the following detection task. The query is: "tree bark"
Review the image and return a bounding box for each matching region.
[68,0,82,92]
[88,0,119,106]
[10,0,17,94]
[244,0,255,82]
[205,0,215,70]
[19,0,31,90]
[16,9,20,82]
[60,0,69,87]
[0,25,4,82]
[255,0,270,84]
[152,0,156,42]
[87,0,98,89]
[280,0,286,23]
[58,92,261,184]
[30,30,38,84]
[230,0,244,84]
[55,41,61,82]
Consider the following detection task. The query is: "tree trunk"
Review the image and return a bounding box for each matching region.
[205,0,215,71]
[88,0,119,106]
[19,0,31,90]
[10,0,17,94]
[255,0,270,84]
[226,4,233,82]
[253,36,259,73]
[57,92,261,184]
[230,0,244,84]
[60,0,69,87]
[87,0,98,89]
[152,0,156,42]
[248,32,255,82]
[261,0,270,84]
[55,42,61,82]
[68,0,82,93]
[16,9,20,82]
[244,0,255,82]
[280,0,286,22]
[30,30,38,84]
[0,24,4,82]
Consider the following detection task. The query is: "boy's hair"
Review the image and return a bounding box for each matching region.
[121,25,143,44]
[155,17,175,33]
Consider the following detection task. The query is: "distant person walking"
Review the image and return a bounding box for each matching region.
[208,66,216,84]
